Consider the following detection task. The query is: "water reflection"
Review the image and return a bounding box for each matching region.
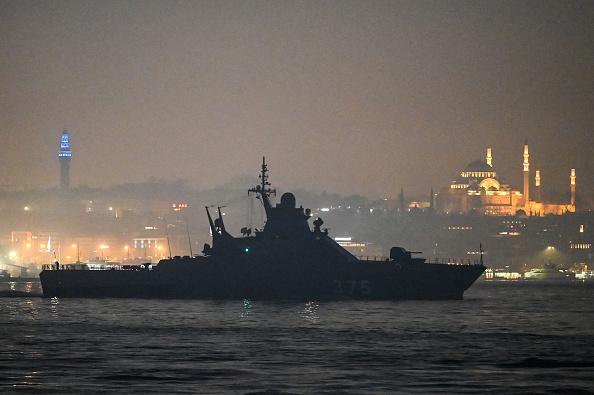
[240,299,252,318]
[301,301,320,324]
[20,299,39,320]
[21,371,39,386]
[0,280,43,295]
[50,297,59,318]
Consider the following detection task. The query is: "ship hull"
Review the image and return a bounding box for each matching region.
[40,258,485,300]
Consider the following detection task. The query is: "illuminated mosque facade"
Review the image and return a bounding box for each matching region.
[435,142,576,216]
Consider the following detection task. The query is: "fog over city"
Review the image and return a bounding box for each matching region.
[1,1,592,200]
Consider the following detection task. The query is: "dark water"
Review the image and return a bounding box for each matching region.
[1,281,593,394]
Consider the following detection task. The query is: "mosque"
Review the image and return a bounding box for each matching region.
[435,142,576,216]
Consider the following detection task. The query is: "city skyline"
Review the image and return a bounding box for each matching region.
[1,1,592,199]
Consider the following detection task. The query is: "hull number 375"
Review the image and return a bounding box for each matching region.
[333,279,371,296]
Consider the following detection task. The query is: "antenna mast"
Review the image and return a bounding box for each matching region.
[248,157,276,215]
[186,217,193,257]
[164,220,172,259]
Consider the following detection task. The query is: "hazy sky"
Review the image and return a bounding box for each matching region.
[1,1,592,199]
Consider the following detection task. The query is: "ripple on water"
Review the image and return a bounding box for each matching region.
[0,282,593,393]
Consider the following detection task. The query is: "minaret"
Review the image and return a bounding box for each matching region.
[58,130,72,189]
[486,148,492,166]
[535,170,541,202]
[570,168,576,208]
[523,141,529,205]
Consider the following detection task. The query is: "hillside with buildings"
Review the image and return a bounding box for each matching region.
[0,133,591,277]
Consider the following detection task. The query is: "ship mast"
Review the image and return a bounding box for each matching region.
[248,157,276,216]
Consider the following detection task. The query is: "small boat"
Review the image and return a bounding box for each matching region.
[524,265,575,281]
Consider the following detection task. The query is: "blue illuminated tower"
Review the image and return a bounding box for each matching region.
[58,130,72,189]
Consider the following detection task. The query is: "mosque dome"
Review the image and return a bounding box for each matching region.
[458,159,498,182]
[464,160,493,173]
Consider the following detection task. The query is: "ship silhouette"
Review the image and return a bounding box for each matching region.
[41,158,486,299]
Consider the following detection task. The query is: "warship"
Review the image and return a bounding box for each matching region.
[40,159,486,300]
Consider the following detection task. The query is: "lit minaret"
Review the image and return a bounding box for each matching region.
[58,130,72,189]
[523,141,529,205]
[486,148,492,166]
[570,168,576,207]
[535,170,541,202]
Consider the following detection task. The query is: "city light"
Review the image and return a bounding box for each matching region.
[99,245,109,260]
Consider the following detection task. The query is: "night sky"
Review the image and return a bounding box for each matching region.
[1,1,592,200]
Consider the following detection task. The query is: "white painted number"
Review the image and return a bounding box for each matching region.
[333,280,372,296]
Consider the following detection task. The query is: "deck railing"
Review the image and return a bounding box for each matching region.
[356,256,482,265]
[42,263,152,271]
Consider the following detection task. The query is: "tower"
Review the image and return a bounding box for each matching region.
[486,148,492,166]
[570,168,576,208]
[535,170,541,202]
[58,130,72,189]
[523,141,529,205]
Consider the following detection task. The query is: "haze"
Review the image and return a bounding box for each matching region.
[1,1,592,199]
